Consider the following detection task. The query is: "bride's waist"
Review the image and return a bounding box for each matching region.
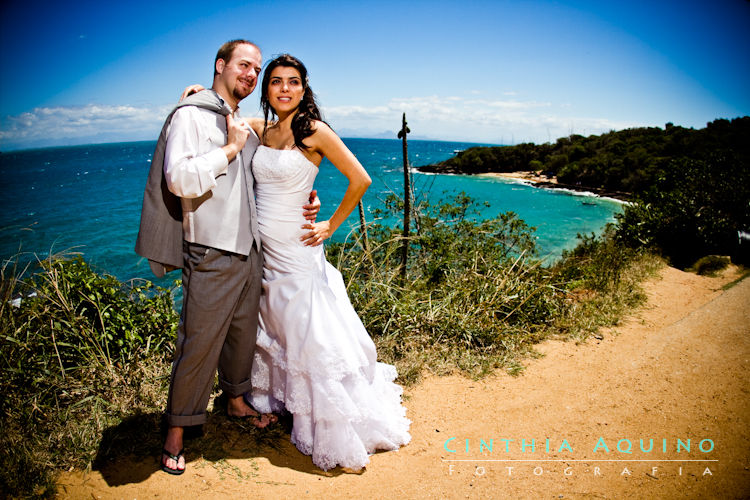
[255,191,314,234]
[257,189,310,207]
[257,210,306,224]
[256,205,306,229]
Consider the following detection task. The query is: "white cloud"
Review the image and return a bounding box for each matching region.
[0,104,172,150]
[324,95,641,144]
[0,96,646,150]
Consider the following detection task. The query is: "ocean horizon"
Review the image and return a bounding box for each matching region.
[0,138,623,287]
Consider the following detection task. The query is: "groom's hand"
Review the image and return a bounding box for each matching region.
[222,115,250,163]
[303,189,320,222]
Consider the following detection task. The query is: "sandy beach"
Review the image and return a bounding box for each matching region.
[478,171,631,201]
[478,171,559,184]
[57,265,749,499]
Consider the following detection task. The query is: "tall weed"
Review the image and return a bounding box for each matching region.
[332,194,657,382]
[0,253,178,498]
[1,195,659,497]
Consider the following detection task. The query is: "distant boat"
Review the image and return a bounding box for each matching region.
[453,149,464,154]
[581,201,597,206]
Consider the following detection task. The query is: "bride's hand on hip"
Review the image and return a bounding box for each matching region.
[301,220,331,247]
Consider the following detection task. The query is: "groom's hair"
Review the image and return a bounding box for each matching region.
[214,39,260,76]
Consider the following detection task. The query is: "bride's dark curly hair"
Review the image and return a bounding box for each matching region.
[260,54,324,150]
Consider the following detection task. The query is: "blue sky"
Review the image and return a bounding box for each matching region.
[1,0,748,150]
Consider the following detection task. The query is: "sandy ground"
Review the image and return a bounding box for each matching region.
[58,265,750,499]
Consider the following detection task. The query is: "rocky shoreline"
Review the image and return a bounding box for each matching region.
[418,166,632,202]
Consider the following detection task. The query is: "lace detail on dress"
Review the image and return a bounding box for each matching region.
[251,145,316,183]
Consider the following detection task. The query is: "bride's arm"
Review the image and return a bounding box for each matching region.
[300,122,371,246]
[246,117,265,138]
[179,84,206,101]
[177,86,266,139]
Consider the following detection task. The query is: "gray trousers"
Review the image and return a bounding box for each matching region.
[165,240,263,427]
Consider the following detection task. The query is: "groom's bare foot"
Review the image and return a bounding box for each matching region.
[226,395,278,428]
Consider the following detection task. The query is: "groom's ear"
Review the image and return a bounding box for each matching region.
[215,58,225,75]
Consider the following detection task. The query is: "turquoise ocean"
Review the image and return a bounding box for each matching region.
[0,138,623,287]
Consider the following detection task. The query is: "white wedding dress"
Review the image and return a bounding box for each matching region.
[247,145,411,471]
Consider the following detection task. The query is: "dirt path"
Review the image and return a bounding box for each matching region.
[58,266,750,499]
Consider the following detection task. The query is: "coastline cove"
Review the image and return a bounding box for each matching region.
[0,138,622,284]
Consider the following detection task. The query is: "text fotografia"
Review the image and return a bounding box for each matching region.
[445,463,716,478]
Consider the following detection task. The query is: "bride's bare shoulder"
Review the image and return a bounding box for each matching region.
[309,120,336,139]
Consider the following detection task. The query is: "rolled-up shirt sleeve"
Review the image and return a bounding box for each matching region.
[164,107,229,199]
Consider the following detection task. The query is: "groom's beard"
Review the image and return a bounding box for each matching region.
[233,80,256,102]
[234,88,252,101]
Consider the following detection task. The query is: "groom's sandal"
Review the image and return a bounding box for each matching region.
[161,448,185,475]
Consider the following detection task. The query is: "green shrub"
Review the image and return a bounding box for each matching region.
[616,155,749,268]
[551,227,661,339]
[556,225,640,292]
[420,117,750,197]
[0,254,179,498]
[691,255,730,276]
[1,194,660,496]
[332,193,656,381]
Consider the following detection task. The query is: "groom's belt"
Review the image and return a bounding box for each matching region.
[183,240,249,261]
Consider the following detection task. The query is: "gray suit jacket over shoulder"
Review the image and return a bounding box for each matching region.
[135,90,230,277]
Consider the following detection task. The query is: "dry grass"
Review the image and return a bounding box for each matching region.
[1,203,662,497]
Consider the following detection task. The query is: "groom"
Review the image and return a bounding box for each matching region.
[135,40,319,475]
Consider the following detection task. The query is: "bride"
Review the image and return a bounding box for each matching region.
[240,54,410,471]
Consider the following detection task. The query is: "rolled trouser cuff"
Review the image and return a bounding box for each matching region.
[165,411,207,427]
[219,375,254,397]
